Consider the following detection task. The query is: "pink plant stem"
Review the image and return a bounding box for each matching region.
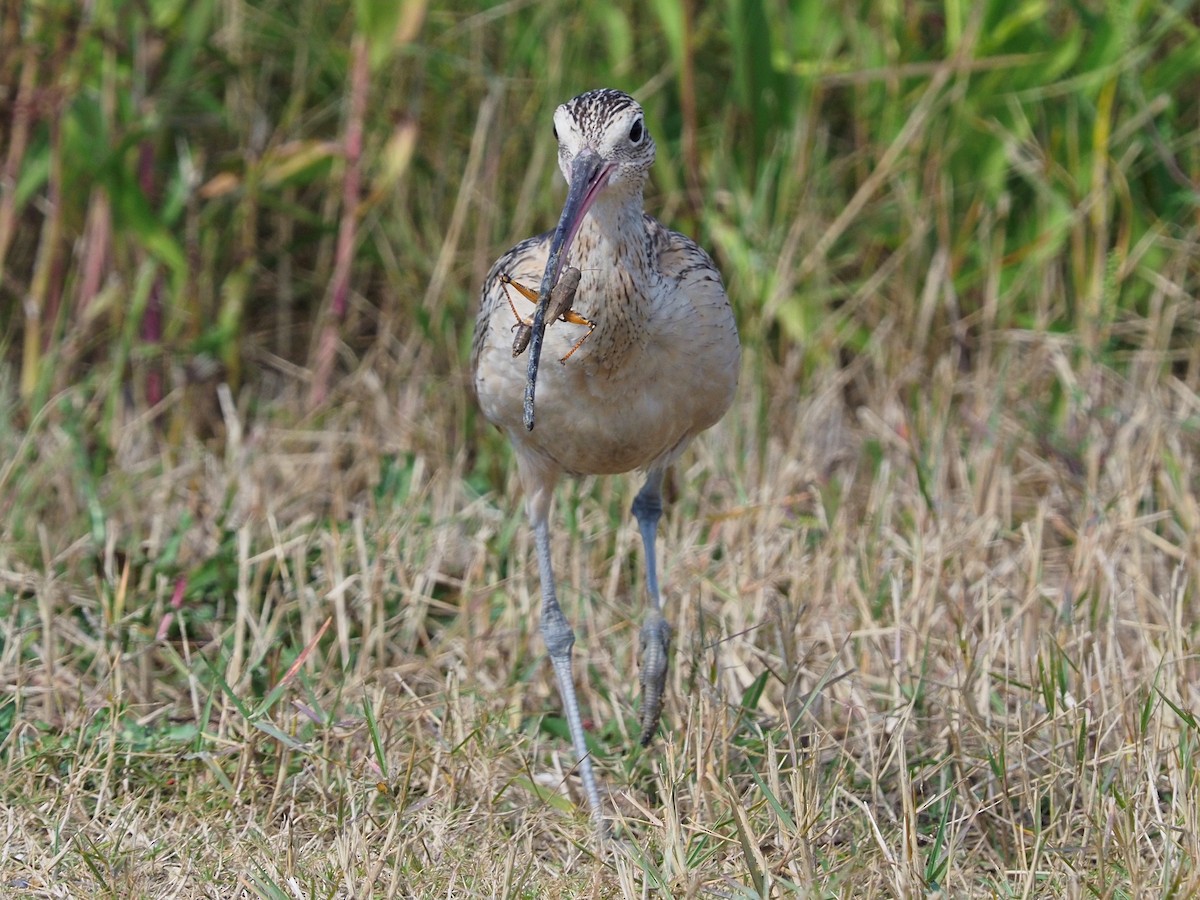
[0,44,36,289]
[138,141,165,409]
[310,33,368,407]
[155,575,188,641]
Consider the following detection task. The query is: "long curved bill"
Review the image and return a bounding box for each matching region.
[523,148,608,431]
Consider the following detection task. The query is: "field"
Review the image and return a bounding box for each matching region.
[2,1,1200,896]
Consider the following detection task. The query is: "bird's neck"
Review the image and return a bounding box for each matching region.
[569,192,655,367]
[572,191,650,282]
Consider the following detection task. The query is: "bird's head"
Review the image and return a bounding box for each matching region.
[539,89,654,292]
[552,88,656,200]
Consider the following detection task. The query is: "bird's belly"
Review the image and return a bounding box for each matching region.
[533,386,683,475]
[480,332,733,476]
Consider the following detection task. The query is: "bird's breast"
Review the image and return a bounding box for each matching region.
[480,293,736,476]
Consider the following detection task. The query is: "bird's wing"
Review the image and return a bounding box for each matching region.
[470,232,551,389]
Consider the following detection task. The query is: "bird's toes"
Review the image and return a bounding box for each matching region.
[637,611,671,746]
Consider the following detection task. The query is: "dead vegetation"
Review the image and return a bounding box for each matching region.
[2,1,1199,896]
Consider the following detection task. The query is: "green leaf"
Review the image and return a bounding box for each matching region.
[252,718,309,751]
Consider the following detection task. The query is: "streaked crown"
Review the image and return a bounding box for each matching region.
[553,88,656,190]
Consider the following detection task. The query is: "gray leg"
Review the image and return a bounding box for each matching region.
[532,514,605,830]
[632,469,670,746]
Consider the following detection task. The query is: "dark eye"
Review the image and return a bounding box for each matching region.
[629,119,644,144]
[553,124,559,141]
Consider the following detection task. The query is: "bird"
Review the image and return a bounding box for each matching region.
[471,88,740,832]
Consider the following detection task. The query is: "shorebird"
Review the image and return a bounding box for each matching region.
[471,88,740,830]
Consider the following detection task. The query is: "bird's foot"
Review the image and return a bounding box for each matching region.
[637,609,671,746]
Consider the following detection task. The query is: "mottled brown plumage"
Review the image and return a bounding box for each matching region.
[471,88,739,833]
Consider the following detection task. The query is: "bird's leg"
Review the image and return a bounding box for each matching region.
[632,469,670,746]
[530,504,605,831]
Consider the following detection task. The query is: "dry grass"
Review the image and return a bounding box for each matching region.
[3,3,1200,896]
[3,297,1199,896]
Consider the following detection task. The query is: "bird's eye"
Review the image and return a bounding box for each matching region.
[553,124,559,141]
[629,119,644,144]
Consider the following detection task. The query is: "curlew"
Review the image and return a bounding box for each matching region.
[471,88,740,830]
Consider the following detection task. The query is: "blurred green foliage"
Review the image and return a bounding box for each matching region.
[0,0,1196,431]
